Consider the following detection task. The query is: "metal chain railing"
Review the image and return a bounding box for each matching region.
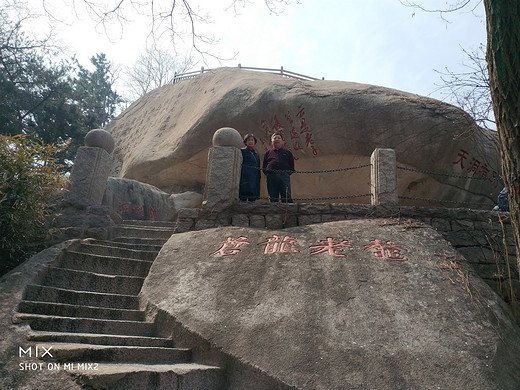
[396,164,498,181]
[250,194,372,202]
[243,163,371,202]
[242,163,371,175]
[240,161,497,208]
[398,195,492,208]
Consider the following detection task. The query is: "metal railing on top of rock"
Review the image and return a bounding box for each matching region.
[171,65,324,84]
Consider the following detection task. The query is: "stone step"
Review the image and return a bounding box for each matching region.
[15,313,156,336]
[58,251,152,277]
[46,343,191,364]
[77,241,159,260]
[86,239,164,252]
[23,285,140,310]
[27,331,176,348]
[111,236,171,247]
[18,301,145,321]
[121,220,177,229]
[72,363,223,390]
[111,225,174,240]
[39,267,145,295]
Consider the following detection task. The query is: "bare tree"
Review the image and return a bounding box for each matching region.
[41,0,217,58]
[433,44,495,130]
[405,0,520,294]
[484,0,520,277]
[40,0,297,60]
[125,45,194,100]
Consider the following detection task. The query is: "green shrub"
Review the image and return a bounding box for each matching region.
[0,134,66,275]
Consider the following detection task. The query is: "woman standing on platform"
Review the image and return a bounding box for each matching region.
[239,133,261,201]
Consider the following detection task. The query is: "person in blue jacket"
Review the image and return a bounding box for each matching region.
[239,133,261,201]
[497,187,509,211]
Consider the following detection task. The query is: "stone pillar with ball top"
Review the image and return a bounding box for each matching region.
[68,129,115,206]
[203,127,243,211]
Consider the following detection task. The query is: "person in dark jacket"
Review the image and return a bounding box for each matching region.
[239,133,261,201]
[262,132,295,203]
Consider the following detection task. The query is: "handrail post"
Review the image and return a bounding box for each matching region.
[68,129,114,206]
[370,148,398,206]
[202,127,243,211]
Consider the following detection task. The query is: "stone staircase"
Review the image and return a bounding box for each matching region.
[15,221,223,390]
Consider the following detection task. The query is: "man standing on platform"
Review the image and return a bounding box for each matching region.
[262,132,295,203]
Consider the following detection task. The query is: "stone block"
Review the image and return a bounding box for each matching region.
[298,215,322,226]
[282,215,298,228]
[451,219,474,232]
[475,220,502,232]
[250,215,266,228]
[299,203,330,214]
[445,231,480,247]
[431,218,451,232]
[174,220,195,233]
[456,246,496,265]
[195,218,217,230]
[321,214,347,223]
[232,214,250,227]
[177,208,201,219]
[265,215,283,230]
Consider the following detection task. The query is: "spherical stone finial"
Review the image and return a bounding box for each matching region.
[84,129,115,154]
[212,127,243,148]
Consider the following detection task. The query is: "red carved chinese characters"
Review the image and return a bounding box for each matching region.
[120,203,132,215]
[210,236,251,256]
[453,149,469,169]
[466,158,481,176]
[120,203,159,220]
[259,235,299,254]
[259,106,318,157]
[209,235,409,263]
[134,206,145,218]
[309,237,353,258]
[364,239,407,261]
[453,148,500,189]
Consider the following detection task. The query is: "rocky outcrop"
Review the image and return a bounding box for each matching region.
[141,219,520,390]
[107,67,501,207]
[102,177,202,221]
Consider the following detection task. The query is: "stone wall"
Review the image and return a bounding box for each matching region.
[174,202,518,318]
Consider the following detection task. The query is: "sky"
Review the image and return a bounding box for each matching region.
[30,0,487,103]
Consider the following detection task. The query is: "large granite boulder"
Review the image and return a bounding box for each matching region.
[141,219,520,390]
[107,68,501,207]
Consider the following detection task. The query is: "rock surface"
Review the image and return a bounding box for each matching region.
[107,67,501,207]
[102,177,202,221]
[141,219,520,390]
